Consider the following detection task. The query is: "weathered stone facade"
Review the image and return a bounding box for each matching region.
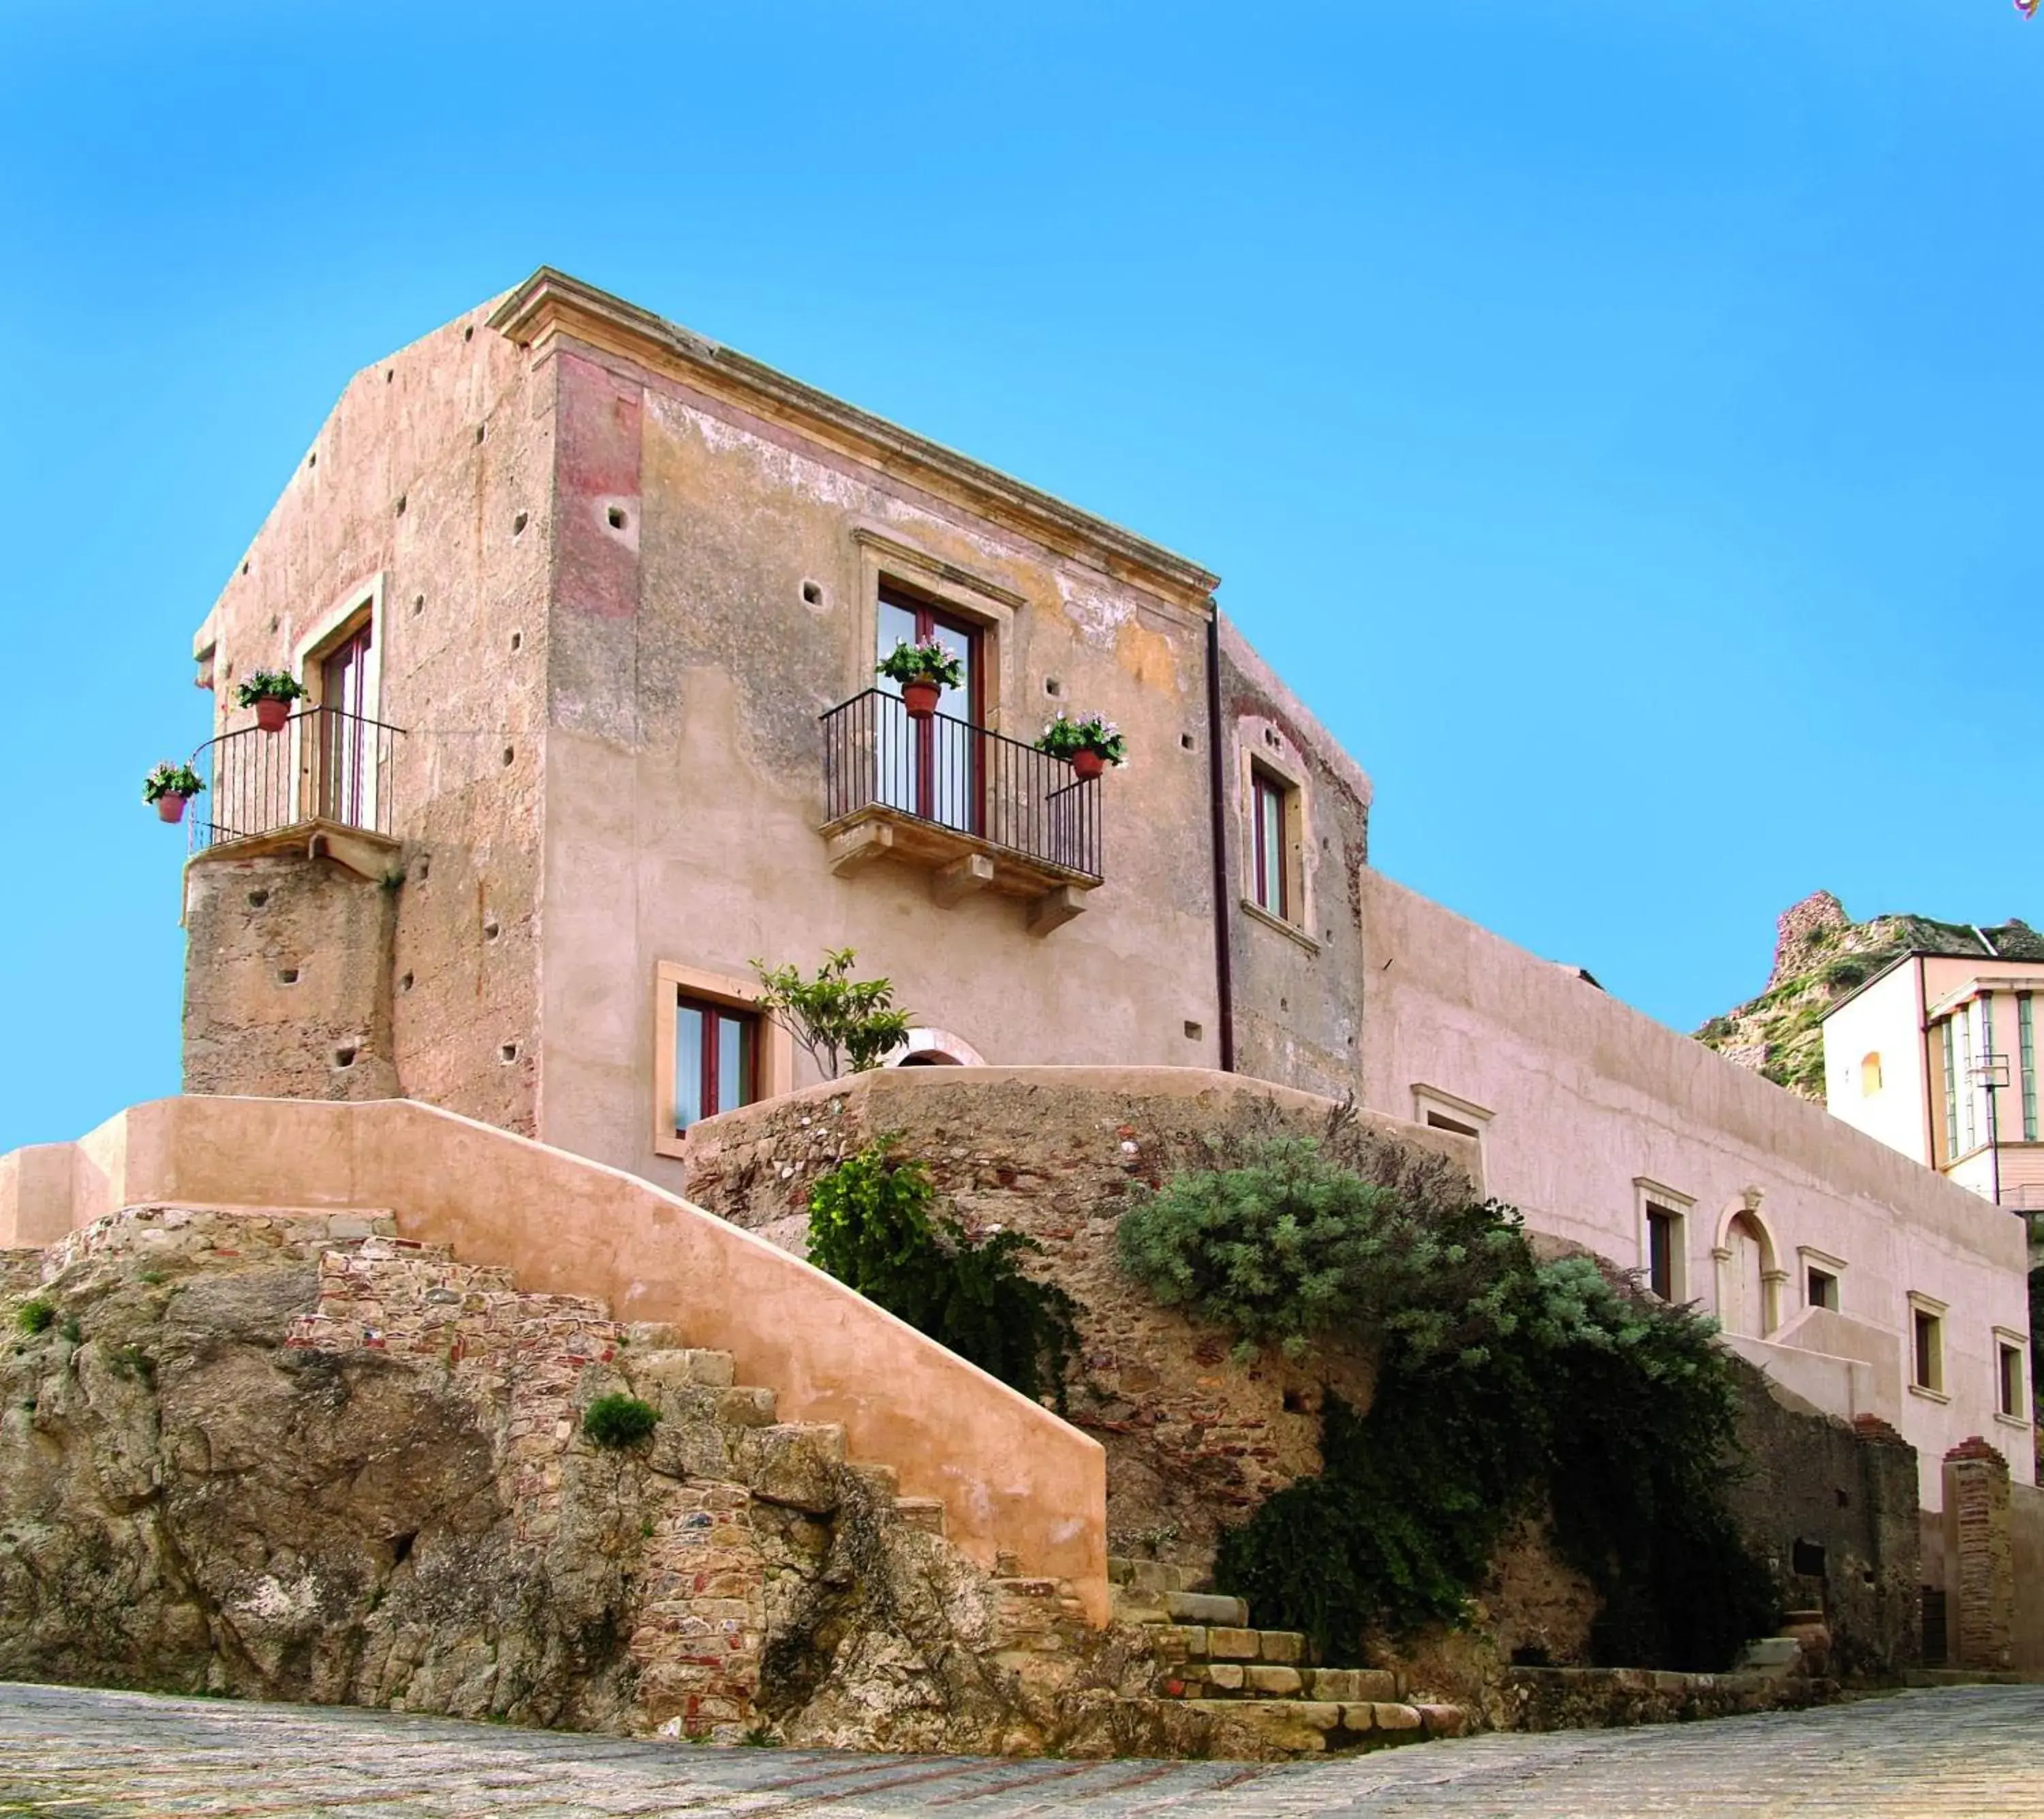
[1943,1437,2015,1671]
[679,1067,1476,1567]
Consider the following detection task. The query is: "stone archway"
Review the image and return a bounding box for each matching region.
[886,1026,988,1068]
[1712,1190,1786,1338]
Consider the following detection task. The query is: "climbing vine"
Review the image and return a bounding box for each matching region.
[807,1142,1080,1411]
[1124,1140,1779,1670]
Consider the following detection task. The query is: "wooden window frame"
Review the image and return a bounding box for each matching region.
[652,963,794,1160]
[878,580,986,831]
[1908,1293,1948,1400]
[1994,1326,2030,1428]
[1634,1177,1694,1303]
[1251,766,1290,922]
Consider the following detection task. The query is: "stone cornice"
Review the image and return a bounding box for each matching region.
[487,268,1221,614]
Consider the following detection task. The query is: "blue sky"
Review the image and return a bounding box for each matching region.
[1,1,2039,1151]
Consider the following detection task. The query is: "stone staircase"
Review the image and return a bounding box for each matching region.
[1109,1557,1469,1748]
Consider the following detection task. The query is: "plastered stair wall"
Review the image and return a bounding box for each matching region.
[1110,1558,1470,1749]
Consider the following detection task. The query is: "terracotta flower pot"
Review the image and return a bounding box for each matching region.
[1072,748,1106,781]
[155,792,189,824]
[1780,1610,1831,1678]
[901,679,942,720]
[254,696,292,732]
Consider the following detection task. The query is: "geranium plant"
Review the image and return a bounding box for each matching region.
[234,671,308,707]
[876,639,964,691]
[1035,711,1126,767]
[142,761,205,804]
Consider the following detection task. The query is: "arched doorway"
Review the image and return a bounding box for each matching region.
[1714,1195,1784,1338]
[885,1026,987,1068]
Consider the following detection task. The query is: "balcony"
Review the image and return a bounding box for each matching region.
[820,690,1101,931]
[187,704,406,880]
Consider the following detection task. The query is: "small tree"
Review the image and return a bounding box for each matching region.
[750,948,910,1079]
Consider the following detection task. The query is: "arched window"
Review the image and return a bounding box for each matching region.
[1861,1052,1883,1095]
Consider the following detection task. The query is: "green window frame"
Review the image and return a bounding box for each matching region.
[2021,993,2037,1143]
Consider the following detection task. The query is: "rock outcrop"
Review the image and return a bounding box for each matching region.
[0,1204,1468,1760]
[1694,892,2043,1100]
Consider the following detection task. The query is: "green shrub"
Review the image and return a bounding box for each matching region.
[582,1394,660,1449]
[1127,1152,1780,1670]
[1115,1138,1523,1363]
[14,1299,55,1336]
[807,1143,1080,1410]
[751,949,912,1078]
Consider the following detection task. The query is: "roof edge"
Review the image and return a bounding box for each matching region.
[487,267,1222,610]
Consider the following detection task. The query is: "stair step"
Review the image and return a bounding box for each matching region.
[893,1496,948,1536]
[624,1346,739,1388]
[1166,1590,1248,1627]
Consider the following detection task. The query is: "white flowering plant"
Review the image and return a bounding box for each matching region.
[876,639,965,689]
[1035,711,1126,765]
[142,760,205,803]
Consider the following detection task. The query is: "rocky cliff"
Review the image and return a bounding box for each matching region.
[1694,891,2044,1100]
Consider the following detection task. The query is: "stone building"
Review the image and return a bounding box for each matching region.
[10,268,2037,1670]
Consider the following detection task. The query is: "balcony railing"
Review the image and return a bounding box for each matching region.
[188,704,405,857]
[821,689,1102,884]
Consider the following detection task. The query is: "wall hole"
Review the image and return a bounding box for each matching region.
[268,616,279,634]
[474,424,486,444]
[1263,728,1280,748]
[801,580,824,606]
[499,1042,519,1063]
[1835,1487,1850,1509]
[399,971,414,993]
[509,631,522,652]
[386,369,394,385]
[416,856,430,882]
[247,889,269,908]
[241,561,250,577]
[1183,1021,1203,1041]
[389,1530,415,1564]
[1791,1538,1827,1578]
[606,506,627,530]
[334,1046,357,1069]
[512,512,528,536]
[483,916,501,940]
[1180,733,1196,751]
[394,493,407,517]
[277,967,298,985]
[501,745,515,767]
[463,324,474,343]
[306,451,316,469]
[412,593,424,616]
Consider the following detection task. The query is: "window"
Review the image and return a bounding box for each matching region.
[1957,1004,1977,1155]
[1646,1207,1679,1301]
[652,962,790,1158]
[1807,1268,1839,1312]
[318,618,377,827]
[1860,1052,1882,1096]
[1633,1179,1692,1303]
[1413,1086,1492,1172]
[1250,766,1292,921]
[1998,1340,2026,1422]
[876,585,981,834]
[1911,1301,1945,1396]
[1942,1016,1960,1162]
[672,994,759,1134]
[2020,995,2037,1143]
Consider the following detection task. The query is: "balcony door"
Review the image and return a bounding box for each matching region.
[876,589,980,834]
[318,619,377,828]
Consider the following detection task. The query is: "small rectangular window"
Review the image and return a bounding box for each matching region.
[673,993,759,1134]
[1425,1109,1480,1139]
[1807,1268,1839,1312]
[1646,1207,1677,1301]
[2000,1342,2026,1420]
[1913,1307,1943,1394]
[1251,768,1292,921]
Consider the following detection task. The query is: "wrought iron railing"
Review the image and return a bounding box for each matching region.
[188,704,405,856]
[821,689,1102,882]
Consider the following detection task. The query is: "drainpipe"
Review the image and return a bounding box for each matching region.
[1205,607,1235,1073]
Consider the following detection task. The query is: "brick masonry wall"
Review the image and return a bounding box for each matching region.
[1943,1437,2014,1671]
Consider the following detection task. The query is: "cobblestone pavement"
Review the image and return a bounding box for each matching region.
[3,1680,2041,1818]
